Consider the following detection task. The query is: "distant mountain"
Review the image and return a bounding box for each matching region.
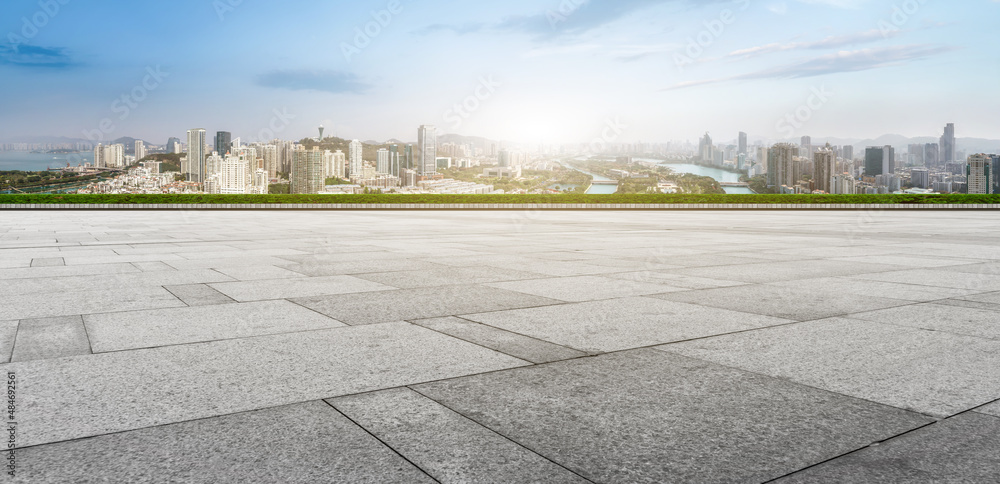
[742,133,1000,155]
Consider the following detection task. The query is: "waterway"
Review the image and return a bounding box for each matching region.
[636,159,756,194]
[0,151,95,172]
[569,166,619,194]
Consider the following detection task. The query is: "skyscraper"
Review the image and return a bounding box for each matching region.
[801,136,812,157]
[767,143,799,188]
[389,144,400,177]
[940,123,956,163]
[967,154,993,194]
[135,140,146,161]
[215,131,232,156]
[418,125,437,176]
[348,140,363,177]
[814,145,835,193]
[864,146,895,177]
[404,144,414,171]
[377,148,390,175]
[842,145,854,162]
[166,137,182,154]
[291,146,325,194]
[738,132,748,156]
[911,168,930,189]
[924,143,940,167]
[187,129,207,183]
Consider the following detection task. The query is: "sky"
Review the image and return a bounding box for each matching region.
[1,0,998,146]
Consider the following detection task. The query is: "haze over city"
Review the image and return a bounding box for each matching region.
[2,0,999,144]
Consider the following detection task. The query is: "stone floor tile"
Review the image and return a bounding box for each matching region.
[848,302,1000,340]
[11,315,91,362]
[411,316,588,363]
[29,257,65,267]
[209,275,395,302]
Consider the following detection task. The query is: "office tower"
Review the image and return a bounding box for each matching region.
[215,131,232,156]
[389,144,400,177]
[842,145,854,161]
[135,140,146,161]
[864,146,895,176]
[738,132,748,155]
[167,137,182,154]
[318,125,325,141]
[377,148,390,175]
[924,143,940,167]
[940,123,956,163]
[831,174,855,195]
[348,140,363,177]
[332,150,346,180]
[404,144,414,171]
[767,143,798,188]
[418,125,437,176]
[908,144,924,166]
[911,168,930,189]
[991,154,1000,193]
[260,144,279,179]
[187,129,207,183]
[94,144,104,168]
[814,145,835,193]
[698,133,713,164]
[291,146,325,194]
[967,154,993,194]
[801,136,812,156]
[498,150,511,168]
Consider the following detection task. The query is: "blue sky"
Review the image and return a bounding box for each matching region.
[1,0,997,145]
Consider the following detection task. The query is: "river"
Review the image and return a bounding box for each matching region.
[0,151,95,172]
[635,159,755,194]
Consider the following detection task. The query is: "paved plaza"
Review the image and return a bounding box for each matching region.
[1,209,999,483]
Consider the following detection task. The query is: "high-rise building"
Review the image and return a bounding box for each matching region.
[94,144,104,168]
[206,152,224,178]
[801,136,812,156]
[738,132,748,155]
[95,144,124,168]
[767,143,798,188]
[187,129,207,183]
[924,143,940,167]
[167,137,182,154]
[377,148,390,175]
[348,139,363,177]
[331,150,346,180]
[967,154,993,194]
[991,154,1000,193]
[908,144,924,166]
[911,168,930,189]
[864,146,895,177]
[260,144,279,179]
[135,140,146,161]
[418,125,437,176]
[698,133,713,164]
[215,131,232,156]
[940,123,956,163]
[498,150,511,168]
[318,125,325,141]
[842,145,854,161]
[291,146,325,194]
[219,153,249,194]
[389,145,400,177]
[814,145,835,193]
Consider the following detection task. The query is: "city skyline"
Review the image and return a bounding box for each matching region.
[1,1,998,144]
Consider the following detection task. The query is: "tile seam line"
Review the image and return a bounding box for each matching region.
[405,386,599,484]
[320,400,443,484]
[400,320,536,366]
[448,314,596,358]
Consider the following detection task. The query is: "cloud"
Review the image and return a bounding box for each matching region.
[0,44,76,68]
[729,29,899,59]
[416,0,727,40]
[662,44,960,90]
[255,70,370,94]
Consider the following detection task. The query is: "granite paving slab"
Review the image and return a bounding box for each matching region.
[284,259,444,276]
[209,275,396,302]
[163,255,299,271]
[414,349,932,484]
[11,401,434,484]
[767,276,980,302]
[652,284,914,321]
[660,318,1000,417]
[774,413,1000,483]
[0,320,18,363]
[11,316,91,362]
[977,400,1000,418]
[462,296,795,353]
[828,254,986,268]
[293,285,562,326]
[0,262,141,280]
[163,283,237,307]
[329,388,588,484]
[484,275,686,302]
[9,322,527,447]
[130,261,177,272]
[0,270,236,297]
[354,266,547,289]
[605,271,749,289]
[411,316,588,363]
[848,303,1000,340]
[29,257,65,267]
[853,268,1000,291]
[668,260,907,284]
[0,286,186,321]
[210,265,307,281]
[84,300,344,352]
